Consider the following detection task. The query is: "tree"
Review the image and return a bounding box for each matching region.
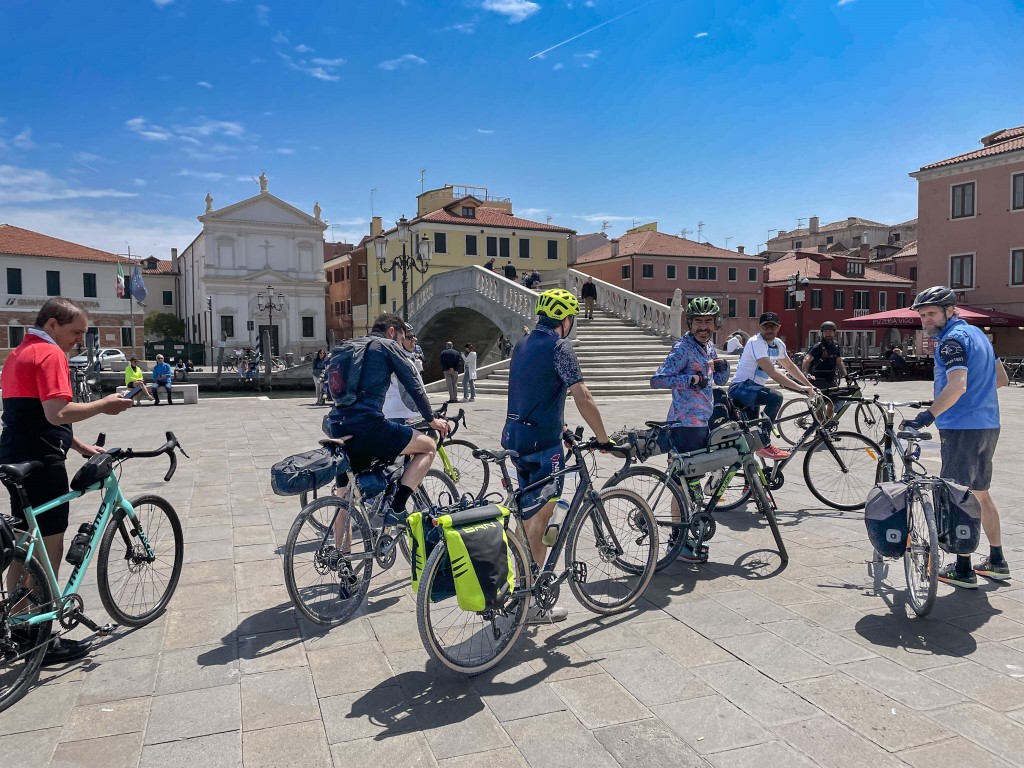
[145,311,185,340]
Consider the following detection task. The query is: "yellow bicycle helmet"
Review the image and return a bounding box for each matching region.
[535,288,579,320]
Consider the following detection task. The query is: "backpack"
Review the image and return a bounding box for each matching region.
[864,482,910,558]
[934,479,982,555]
[325,337,373,408]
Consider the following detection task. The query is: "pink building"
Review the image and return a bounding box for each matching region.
[911,125,1024,353]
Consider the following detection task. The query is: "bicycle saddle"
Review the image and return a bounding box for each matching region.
[0,461,44,483]
[472,448,519,463]
[318,436,352,448]
[645,420,675,429]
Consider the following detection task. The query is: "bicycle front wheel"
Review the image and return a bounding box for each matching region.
[0,553,53,714]
[854,402,887,445]
[746,464,788,562]
[284,496,373,626]
[416,526,531,675]
[706,466,751,512]
[802,431,882,511]
[603,466,687,571]
[905,488,938,617]
[566,488,658,615]
[435,439,490,501]
[97,494,184,627]
[775,399,817,447]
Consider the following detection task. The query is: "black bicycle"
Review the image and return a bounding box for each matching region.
[775,375,887,446]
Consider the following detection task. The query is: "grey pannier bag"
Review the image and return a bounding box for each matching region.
[864,482,909,558]
[934,478,982,555]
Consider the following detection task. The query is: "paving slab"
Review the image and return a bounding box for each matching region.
[653,693,772,755]
[241,721,333,768]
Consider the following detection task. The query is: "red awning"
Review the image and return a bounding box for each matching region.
[842,305,1024,330]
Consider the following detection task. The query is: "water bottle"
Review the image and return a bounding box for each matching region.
[65,523,94,566]
[543,498,571,547]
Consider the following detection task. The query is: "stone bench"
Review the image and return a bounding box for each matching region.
[116,384,199,405]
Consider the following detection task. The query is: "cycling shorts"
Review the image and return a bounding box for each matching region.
[329,415,414,473]
[940,428,999,491]
[511,444,564,520]
[7,462,71,537]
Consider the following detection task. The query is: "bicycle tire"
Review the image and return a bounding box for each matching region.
[418,468,459,510]
[905,488,938,617]
[802,431,882,511]
[854,402,887,445]
[435,438,490,501]
[0,553,53,713]
[566,488,657,615]
[603,466,688,571]
[746,464,788,562]
[97,494,184,627]
[284,496,373,626]
[416,525,531,675]
[775,399,817,447]
[705,465,751,512]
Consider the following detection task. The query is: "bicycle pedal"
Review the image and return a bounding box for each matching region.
[96,623,118,636]
[571,561,588,584]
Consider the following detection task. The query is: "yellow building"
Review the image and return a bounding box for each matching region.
[367,184,575,317]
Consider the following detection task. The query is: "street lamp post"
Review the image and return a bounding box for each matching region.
[256,285,285,357]
[373,215,432,321]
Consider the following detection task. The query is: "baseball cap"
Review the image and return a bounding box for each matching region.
[758,312,781,326]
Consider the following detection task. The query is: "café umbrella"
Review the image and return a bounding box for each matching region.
[842,305,1024,330]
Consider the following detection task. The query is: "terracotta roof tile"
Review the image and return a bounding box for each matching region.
[919,134,1024,171]
[778,217,890,240]
[576,230,763,264]
[764,251,914,285]
[414,206,574,234]
[0,223,119,262]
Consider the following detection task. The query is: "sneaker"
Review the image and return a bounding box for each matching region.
[678,541,706,564]
[975,557,1011,581]
[527,604,568,624]
[382,508,408,527]
[338,570,360,600]
[757,445,790,461]
[938,563,979,589]
[42,636,93,665]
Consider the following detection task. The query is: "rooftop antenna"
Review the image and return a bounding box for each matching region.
[419,169,426,194]
[546,215,553,224]
[725,236,733,249]
[370,188,377,218]
[600,220,611,233]
[697,220,705,243]
[797,217,807,229]
[680,227,692,239]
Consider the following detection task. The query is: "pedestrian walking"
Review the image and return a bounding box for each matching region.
[440,341,462,403]
[484,257,496,271]
[312,348,328,404]
[462,344,477,401]
[581,276,597,319]
[503,261,517,280]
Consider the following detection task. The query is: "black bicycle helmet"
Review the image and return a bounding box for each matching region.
[820,321,837,331]
[911,285,957,310]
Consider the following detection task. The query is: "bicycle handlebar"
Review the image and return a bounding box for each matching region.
[103,431,189,483]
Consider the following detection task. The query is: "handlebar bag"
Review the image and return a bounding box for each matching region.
[934,479,982,555]
[864,482,909,558]
[270,448,348,497]
[70,452,115,492]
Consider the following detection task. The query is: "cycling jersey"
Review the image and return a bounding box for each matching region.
[650,332,728,427]
[0,332,74,462]
[732,334,788,386]
[806,340,841,384]
[932,317,999,430]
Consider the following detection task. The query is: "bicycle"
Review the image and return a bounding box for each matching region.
[70,367,98,404]
[775,375,887,446]
[283,438,458,626]
[717,391,882,512]
[607,416,789,571]
[0,431,188,712]
[858,396,941,616]
[415,428,658,676]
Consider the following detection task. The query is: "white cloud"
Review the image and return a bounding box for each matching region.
[451,22,476,33]
[152,0,174,6]
[12,128,34,149]
[694,31,708,38]
[477,128,494,134]
[125,117,174,141]
[574,49,599,67]
[295,43,314,53]
[131,178,148,186]
[176,169,226,181]
[276,51,342,81]
[0,166,138,204]
[575,212,648,223]
[197,80,213,88]
[175,118,246,139]
[256,4,270,25]
[552,62,564,70]
[518,207,546,217]
[837,0,855,5]
[272,32,289,45]
[482,0,540,23]
[311,57,346,66]
[277,148,295,155]
[378,54,427,71]
[73,152,103,172]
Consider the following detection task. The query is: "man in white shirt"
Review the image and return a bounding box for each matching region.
[725,332,745,355]
[728,312,816,460]
[382,324,426,422]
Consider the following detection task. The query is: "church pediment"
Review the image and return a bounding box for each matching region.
[243,267,293,284]
[200,192,326,230]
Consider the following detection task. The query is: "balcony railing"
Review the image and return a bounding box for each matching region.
[853,309,870,316]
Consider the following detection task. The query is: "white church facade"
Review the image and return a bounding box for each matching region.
[175,173,328,363]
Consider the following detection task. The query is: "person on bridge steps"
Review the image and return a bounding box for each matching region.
[461,344,477,401]
[581,277,597,320]
[440,341,462,403]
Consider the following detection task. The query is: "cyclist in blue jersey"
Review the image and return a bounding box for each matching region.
[502,288,613,623]
[902,286,1010,588]
[651,296,730,561]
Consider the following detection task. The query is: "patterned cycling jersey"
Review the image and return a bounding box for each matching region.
[650,333,728,427]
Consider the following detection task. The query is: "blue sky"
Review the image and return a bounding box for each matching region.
[1,0,1022,259]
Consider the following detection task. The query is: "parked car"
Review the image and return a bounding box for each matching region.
[69,348,128,370]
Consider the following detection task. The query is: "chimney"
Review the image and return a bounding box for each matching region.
[819,257,832,279]
[737,245,745,254]
[809,216,819,234]
[817,244,827,253]
[170,248,178,259]
[859,243,870,260]
[848,217,857,226]
[370,216,383,237]
[610,239,620,258]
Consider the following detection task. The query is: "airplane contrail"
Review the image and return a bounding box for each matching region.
[529,2,652,60]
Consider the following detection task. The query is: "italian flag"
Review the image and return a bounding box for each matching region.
[116,262,125,298]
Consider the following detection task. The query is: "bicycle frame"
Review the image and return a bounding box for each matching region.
[9,475,147,630]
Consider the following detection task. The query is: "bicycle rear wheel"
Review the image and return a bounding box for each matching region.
[0,553,53,714]
[284,496,373,626]
[416,526,531,675]
[566,488,657,615]
[802,431,882,511]
[603,466,687,571]
[854,402,887,445]
[775,399,817,447]
[97,494,184,627]
[705,466,751,512]
[435,439,490,501]
[418,469,459,510]
[905,488,938,617]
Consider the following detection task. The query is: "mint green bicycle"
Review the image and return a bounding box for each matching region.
[0,431,188,712]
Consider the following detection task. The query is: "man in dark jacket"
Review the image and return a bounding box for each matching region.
[503,261,517,280]
[440,341,462,403]
[581,277,598,319]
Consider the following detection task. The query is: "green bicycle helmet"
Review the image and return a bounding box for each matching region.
[685,296,720,319]
[536,288,579,320]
